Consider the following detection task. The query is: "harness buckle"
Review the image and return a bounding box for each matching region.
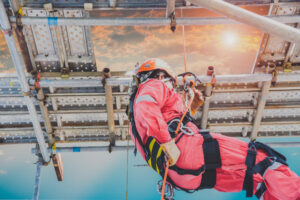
[181,126,194,135]
[168,118,194,136]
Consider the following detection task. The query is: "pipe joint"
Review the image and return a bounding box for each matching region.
[1,28,12,36]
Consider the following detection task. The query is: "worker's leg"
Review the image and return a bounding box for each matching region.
[257,163,300,200]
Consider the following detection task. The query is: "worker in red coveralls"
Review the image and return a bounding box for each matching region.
[128,58,300,200]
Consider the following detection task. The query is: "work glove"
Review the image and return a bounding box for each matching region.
[191,89,204,116]
[161,139,180,166]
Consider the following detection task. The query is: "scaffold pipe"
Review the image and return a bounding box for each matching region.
[33,161,42,200]
[0,0,50,162]
[188,0,300,44]
[9,15,300,27]
[27,73,300,88]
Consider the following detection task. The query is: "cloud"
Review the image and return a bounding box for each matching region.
[86,10,263,75]
[0,169,7,175]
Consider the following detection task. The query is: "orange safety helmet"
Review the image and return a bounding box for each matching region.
[136,58,176,82]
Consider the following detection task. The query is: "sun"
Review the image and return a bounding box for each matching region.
[223,32,237,46]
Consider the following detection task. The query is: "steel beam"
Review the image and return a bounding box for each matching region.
[187,0,300,44]
[251,81,271,140]
[105,83,116,145]
[27,73,300,88]
[9,15,300,27]
[33,161,42,200]
[166,0,176,18]
[201,84,213,129]
[0,0,50,162]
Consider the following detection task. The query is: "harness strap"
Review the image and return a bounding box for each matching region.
[253,157,276,176]
[198,131,221,189]
[169,165,205,176]
[243,142,288,197]
[243,143,257,197]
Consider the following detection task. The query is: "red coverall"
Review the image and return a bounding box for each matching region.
[131,78,300,200]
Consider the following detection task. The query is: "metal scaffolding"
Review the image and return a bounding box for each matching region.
[1,1,300,198]
[0,0,50,162]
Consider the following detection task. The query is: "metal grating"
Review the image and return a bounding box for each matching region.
[22,8,96,73]
[1,73,300,144]
[254,4,300,73]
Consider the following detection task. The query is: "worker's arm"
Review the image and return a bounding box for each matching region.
[134,79,171,144]
[134,80,180,165]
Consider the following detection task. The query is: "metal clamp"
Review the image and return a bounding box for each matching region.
[271,68,277,86]
[170,12,176,32]
[22,91,33,97]
[1,28,12,36]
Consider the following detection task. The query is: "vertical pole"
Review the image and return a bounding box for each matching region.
[103,68,116,147]
[201,83,213,129]
[0,0,50,162]
[33,161,42,200]
[105,83,116,146]
[201,97,210,129]
[166,0,175,18]
[250,81,271,141]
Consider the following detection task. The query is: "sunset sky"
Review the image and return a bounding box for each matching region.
[0,5,269,75]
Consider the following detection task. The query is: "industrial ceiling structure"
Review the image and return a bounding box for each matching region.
[1,0,300,199]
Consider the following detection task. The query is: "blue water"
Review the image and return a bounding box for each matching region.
[0,137,299,199]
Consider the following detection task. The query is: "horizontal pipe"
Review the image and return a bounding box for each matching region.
[9,15,300,27]
[27,73,300,88]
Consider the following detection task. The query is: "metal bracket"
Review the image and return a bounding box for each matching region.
[271,68,277,87]
[283,62,292,73]
[15,10,22,29]
[1,28,12,36]
[22,91,33,97]
[61,67,70,79]
[170,12,176,32]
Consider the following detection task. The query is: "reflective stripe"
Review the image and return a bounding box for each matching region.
[268,161,282,171]
[156,147,163,173]
[262,161,282,177]
[148,158,152,168]
[149,139,156,154]
[148,139,157,169]
[135,95,157,105]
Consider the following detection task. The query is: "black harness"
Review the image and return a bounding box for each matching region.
[127,88,222,192]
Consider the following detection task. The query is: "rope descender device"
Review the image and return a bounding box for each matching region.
[157,179,175,200]
[177,72,204,115]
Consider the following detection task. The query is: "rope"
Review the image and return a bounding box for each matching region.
[126,125,130,200]
[181,8,187,73]
[160,160,170,200]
